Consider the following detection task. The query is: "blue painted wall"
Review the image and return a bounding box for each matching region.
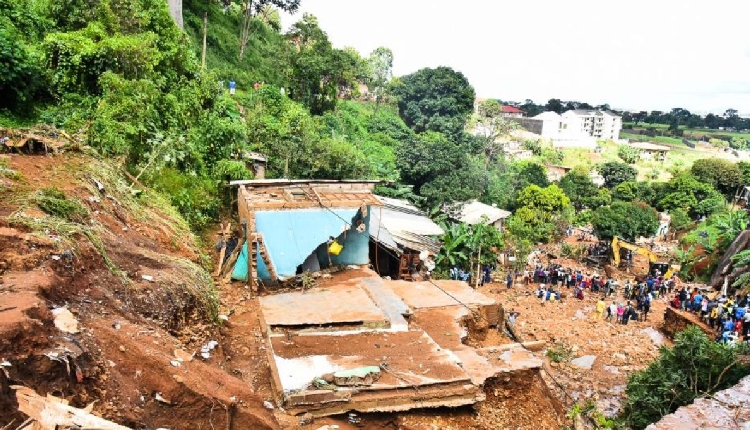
[254,207,371,280]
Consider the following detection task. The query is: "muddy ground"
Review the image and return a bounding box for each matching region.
[0,151,683,429]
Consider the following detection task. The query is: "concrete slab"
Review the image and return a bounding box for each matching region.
[258,270,540,417]
[384,279,495,309]
[271,331,469,392]
[259,283,388,329]
[359,277,410,332]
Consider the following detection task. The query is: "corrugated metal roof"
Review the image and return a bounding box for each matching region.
[369,196,444,254]
[458,200,511,225]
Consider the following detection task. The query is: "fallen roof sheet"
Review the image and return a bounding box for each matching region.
[457,200,511,225]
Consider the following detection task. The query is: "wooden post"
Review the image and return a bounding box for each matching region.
[475,247,482,288]
[201,12,208,69]
[213,223,231,276]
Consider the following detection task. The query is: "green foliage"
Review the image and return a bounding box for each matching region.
[620,326,750,429]
[657,173,726,218]
[285,13,361,115]
[730,249,750,289]
[597,161,637,188]
[33,187,88,223]
[546,343,573,363]
[668,208,692,232]
[516,184,570,213]
[396,131,481,207]
[592,201,659,240]
[559,168,608,210]
[213,159,250,180]
[392,66,475,137]
[690,158,744,199]
[568,400,617,429]
[0,19,44,108]
[507,184,570,244]
[435,221,503,272]
[617,144,641,164]
[144,168,218,231]
[522,139,542,156]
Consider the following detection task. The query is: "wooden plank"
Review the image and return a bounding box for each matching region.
[13,385,130,430]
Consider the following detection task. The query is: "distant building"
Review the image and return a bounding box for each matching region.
[629,141,670,161]
[500,105,524,118]
[451,200,512,231]
[545,165,572,182]
[561,110,622,140]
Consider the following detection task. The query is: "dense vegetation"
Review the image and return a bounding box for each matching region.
[1,0,748,284]
[620,326,750,429]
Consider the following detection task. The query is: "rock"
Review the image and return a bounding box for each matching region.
[51,307,80,334]
[118,345,126,352]
[571,355,596,370]
[263,400,274,410]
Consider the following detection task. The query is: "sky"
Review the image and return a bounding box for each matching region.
[280,0,750,115]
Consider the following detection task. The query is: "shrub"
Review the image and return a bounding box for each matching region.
[617,144,641,164]
[33,188,88,223]
[620,326,750,429]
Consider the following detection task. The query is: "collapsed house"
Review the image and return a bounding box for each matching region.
[258,268,542,417]
[230,179,381,283]
[229,179,544,417]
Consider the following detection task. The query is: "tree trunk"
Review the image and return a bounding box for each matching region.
[238,0,254,59]
[201,12,208,69]
[167,0,183,29]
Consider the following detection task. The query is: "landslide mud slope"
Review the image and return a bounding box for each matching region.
[0,152,277,429]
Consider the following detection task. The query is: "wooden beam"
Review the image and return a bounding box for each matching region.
[13,385,130,430]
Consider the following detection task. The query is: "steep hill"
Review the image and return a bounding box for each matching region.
[0,142,276,429]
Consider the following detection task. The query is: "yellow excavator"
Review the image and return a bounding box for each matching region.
[611,236,679,278]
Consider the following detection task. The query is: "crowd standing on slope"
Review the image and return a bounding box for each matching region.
[516,262,750,345]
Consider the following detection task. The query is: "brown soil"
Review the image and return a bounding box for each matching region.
[0,152,276,429]
[480,254,673,417]
[1,150,599,429]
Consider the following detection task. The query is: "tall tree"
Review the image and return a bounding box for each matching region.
[597,161,637,188]
[469,99,519,164]
[545,98,564,114]
[391,66,475,136]
[286,14,358,115]
[367,46,393,109]
[238,0,300,59]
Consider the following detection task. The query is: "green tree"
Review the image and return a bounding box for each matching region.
[591,201,659,240]
[597,161,637,188]
[395,132,482,207]
[469,99,519,164]
[621,326,750,430]
[559,167,607,210]
[657,173,726,218]
[617,144,641,164]
[238,0,300,59]
[516,184,570,213]
[367,46,393,108]
[690,158,744,199]
[286,14,358,115]
[391,66,475,136]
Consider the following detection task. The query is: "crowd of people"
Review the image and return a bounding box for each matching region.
[670,288,750,344]
[518,262,750,345]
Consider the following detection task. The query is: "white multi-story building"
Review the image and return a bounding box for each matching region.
[561,110,622,140]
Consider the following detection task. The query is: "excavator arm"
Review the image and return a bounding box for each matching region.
[611,237,658,267]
